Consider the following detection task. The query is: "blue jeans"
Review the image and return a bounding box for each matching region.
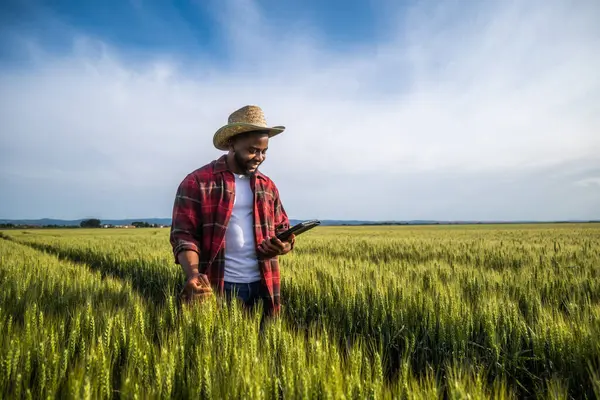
[223,280,272,316]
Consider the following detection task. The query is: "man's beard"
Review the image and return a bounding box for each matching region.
[233,151,258,175]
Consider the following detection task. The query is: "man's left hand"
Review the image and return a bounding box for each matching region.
[258,234,294,258]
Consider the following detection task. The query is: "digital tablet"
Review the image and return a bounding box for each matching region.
[276,219,321,241]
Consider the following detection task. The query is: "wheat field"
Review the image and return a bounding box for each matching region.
[1,224,599,399]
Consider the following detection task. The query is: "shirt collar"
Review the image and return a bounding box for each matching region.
[213,154,267,181]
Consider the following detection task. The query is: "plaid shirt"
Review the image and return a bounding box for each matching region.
[170,154,292,315]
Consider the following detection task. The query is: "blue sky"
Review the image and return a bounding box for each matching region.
[0,0,392,65]
[1,0,599,221]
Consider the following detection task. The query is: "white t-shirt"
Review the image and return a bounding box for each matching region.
[223,174,261,283]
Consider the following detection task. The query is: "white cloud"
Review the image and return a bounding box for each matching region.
[575,178,600,188]
[0,0,599,220]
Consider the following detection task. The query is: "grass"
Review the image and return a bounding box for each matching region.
[1,223,599,398]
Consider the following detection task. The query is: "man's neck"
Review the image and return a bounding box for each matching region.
[226,154,242,174]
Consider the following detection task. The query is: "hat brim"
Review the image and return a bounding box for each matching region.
[213,123,285,151]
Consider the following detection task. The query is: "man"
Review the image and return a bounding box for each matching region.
[170,105,295,317]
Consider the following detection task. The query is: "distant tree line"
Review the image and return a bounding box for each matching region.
[131,221,154,228]
[0,223,80,229]
[0,219,169,229]
[80,219,101,228]
[79,219,166,228]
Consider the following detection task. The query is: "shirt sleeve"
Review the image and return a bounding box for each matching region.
[273,186,295,250]
[170,173,203,264]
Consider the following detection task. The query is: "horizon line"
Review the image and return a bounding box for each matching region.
[1,217,599,223]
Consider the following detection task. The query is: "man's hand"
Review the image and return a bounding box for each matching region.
[258,234,295,259]
[181,273,213,303]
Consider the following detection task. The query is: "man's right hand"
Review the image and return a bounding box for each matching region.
[181,273,213,303]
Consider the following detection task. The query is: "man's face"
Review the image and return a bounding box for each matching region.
[230,131,269,175]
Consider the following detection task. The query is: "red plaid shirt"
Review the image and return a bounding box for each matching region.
[169,154,292,315]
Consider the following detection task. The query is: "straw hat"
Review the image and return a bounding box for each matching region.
[213,105,285,151]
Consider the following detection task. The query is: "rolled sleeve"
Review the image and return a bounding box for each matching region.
[273,187,295,251]
[170,174,203,264]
